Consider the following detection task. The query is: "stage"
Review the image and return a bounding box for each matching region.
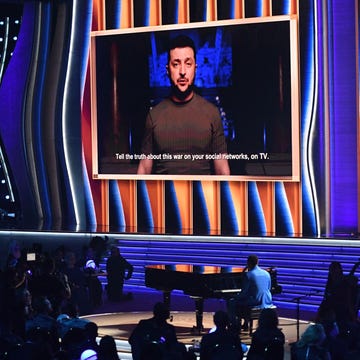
[82,309,311,359]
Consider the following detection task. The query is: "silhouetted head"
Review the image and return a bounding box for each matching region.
[213,310,230,329]
[153,302,170,322]
[258,307,279,329]
[247,254,259,270]
[99,335,117,358]
[110,246,120,257]
[85,321,98,339]
[328,261,343,281]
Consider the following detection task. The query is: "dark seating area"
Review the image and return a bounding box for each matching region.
[1,232,360,359]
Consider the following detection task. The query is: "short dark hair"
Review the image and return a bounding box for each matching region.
[258,308,279,329]
[153,302,170,321]
[168,34,196,62]
[247,254,259,268]
[213,310,230,328]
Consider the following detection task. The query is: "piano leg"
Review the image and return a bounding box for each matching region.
[191,297,205,334]
[162,290,171,309]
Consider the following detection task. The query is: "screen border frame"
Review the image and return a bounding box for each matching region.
[90,15,300,182]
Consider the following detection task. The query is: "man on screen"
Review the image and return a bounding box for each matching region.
[137,35,230,175]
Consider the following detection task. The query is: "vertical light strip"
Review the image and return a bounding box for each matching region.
[329,1,358,232]
[0,17,9,82]
[275,182,294,234]
[206,0,217,21]
[320,0,330,233]
[120,0,133,28]
[357,1,360,234]
[302,0,320,235]
[62,0,81,225]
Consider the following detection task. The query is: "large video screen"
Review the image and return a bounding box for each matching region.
[90,16,300,181]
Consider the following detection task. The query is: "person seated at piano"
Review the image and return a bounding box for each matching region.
[128,302,187,360]
[199,310,245,360]
[227,254,273,332]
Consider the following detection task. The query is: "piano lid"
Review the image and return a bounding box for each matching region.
[145,264,245,274]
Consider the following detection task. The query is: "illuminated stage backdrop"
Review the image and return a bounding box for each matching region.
[0,0,358,237]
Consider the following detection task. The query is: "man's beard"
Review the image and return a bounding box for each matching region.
[170,81,195,102]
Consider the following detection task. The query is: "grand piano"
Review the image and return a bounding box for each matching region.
[145,264,281,333]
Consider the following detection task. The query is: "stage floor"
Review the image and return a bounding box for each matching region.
[83,310,311,359]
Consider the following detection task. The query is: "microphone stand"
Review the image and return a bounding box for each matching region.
[291,289,322,341]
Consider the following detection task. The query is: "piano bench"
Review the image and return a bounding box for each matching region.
[249,305,277,335]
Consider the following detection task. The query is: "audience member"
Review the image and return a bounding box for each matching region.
[5,240,22,269]
[199,310,244,360]
[11,288,34,339]
[25,295,57,332]
[61,326,89,360]
[25,295,60,353]
[0,265,29,339]
[106,246,133,301]
[227,254,273,332]
[290,323,331,360]
[53,245,67,273]
[315,300,346,359]
[24,326,58,358]
[89,235,109,266]
[57,301,91,338]
[324,261,356,332]
[28,255,70,317]
[246,307,285,360]
[84,321,100,353]
[98,335,119,359]
[129,302,182,360]
[0,315,24,359]
[82,249,104,308]
[63,251,91,315]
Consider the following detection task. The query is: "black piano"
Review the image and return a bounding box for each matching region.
[145,264,281,333]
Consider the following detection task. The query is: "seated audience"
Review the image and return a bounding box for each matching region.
[25,296,58,333]
[57,301,91,338]
[61,326,89,360]
[315,300,347,359]
[199,310,244,360]
[246,307,285,360]
[28,255,70,317]
[0,315,24,359]
[291,323,331,360]
[25,295,60,353]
